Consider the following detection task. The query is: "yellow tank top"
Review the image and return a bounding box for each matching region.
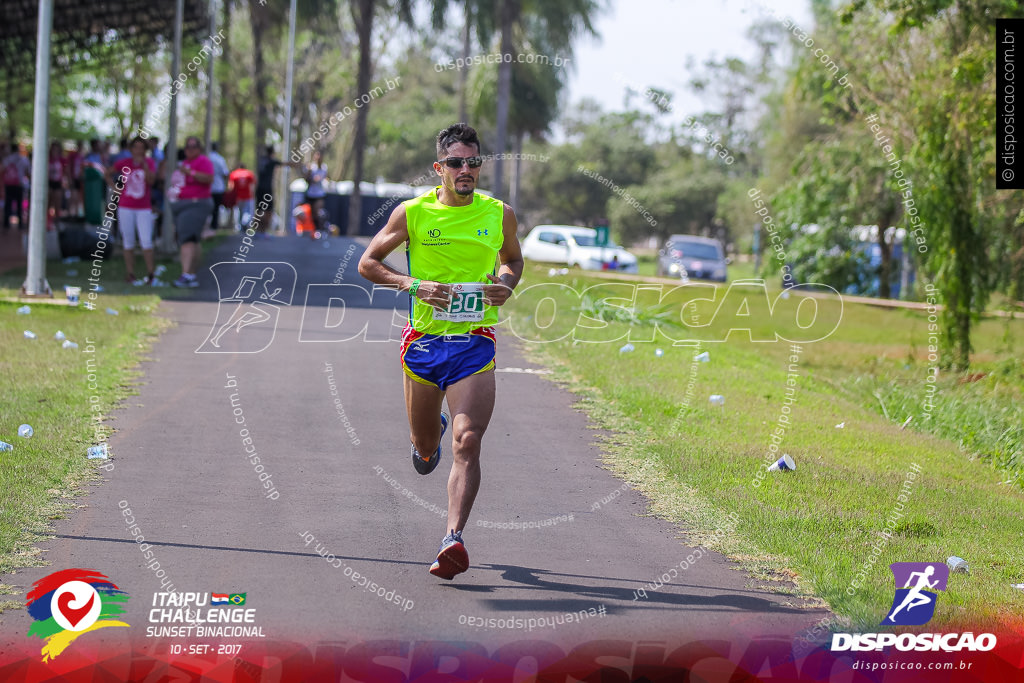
[404,187,504,334]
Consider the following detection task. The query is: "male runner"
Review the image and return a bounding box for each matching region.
[358,123,523,580]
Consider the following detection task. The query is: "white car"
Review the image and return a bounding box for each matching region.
[521,225,638,273]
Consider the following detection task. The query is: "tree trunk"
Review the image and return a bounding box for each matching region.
[217,0,231,152]
[236,106,246,169]
[492,0,516,200]
[249,0,268,168]
[509,130,523,211]
[458,0,472,122]
[875,203,897,300]
[346,0,374,236]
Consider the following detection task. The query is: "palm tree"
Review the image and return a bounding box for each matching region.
[246,0,339,167]
[246,0,282,166]
[429,0,495,122]
[346,0,413,236]
[469,35,560,210]
[490,0,603,200]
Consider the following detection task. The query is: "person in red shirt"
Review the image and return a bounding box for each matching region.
[227,164,256,231]
[106,136,156,284]
[170,135,214,288]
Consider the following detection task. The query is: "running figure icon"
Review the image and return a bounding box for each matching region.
[886,565,939,623]
[210,267,287,347]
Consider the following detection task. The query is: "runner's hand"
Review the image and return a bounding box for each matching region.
[415,280,452,310]
[483,274,513,306]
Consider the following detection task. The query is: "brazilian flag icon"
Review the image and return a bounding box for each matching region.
[228,593,246,605]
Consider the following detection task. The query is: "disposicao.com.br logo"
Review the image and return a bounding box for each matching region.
[25,569,130,662]
[831,562,996,653]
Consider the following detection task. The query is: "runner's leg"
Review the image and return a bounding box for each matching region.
[442,369,495,532]
[404,373,445,460]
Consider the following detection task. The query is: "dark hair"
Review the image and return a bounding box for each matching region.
[129,135,147,149]
[119,137,128,148]
[211,141,219,152]
[436,123,480,157]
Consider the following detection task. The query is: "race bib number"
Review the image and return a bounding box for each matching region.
[433,283,485,322]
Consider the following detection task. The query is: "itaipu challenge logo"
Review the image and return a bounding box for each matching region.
[25,569,129,661]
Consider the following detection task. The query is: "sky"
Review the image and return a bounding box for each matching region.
[563,0,813,125]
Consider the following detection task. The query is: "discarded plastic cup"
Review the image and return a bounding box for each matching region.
[87,444,109,459]
[154,264,167,276]
[655,348,664,357]
[548,268,558,276]
[62,340,79,350]
[17,305,31,315]
[558,268,569,275]
[18,424,33,438]
[106,308,119,316]
[65,285,81,306]
[835,422,845,429]
[54,330,66,341]
[695,351,710,362]
[947,556,969,574]
[0,441,12,452]
[768,454,796,472]
[23,330,37,339]
[619,343,635,353]
[709,394,725,406]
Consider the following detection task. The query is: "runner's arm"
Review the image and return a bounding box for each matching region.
[358,204,451,309]
[483,203,523,306]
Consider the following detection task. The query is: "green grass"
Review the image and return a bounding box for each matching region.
[0,292,169,594]
[501,264,1024,632]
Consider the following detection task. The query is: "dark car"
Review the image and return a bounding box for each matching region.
[656,235,728,282]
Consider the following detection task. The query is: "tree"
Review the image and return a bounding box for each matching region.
[346,0,413,235]
[489,0,603,200]
[521,102,658,231]
[429,0,494,122]
[840,0,1024,368]
[467,33,562,209]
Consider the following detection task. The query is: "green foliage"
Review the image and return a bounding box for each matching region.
[574,291,682,328]
[838,362,1024,486]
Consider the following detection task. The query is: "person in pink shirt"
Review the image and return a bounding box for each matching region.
[47,141,64,223]
[67,141,84,217]
[171,135,214,288]
[106,136,157,284]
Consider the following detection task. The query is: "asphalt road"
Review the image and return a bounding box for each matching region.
[0,232,829,676]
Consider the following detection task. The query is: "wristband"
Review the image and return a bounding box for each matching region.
[409,278,421,298]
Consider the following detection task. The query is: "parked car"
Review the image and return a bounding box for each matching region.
[657,234,728,281]
[521,225,638,273]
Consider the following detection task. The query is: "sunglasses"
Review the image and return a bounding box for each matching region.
[439,156,482,169]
